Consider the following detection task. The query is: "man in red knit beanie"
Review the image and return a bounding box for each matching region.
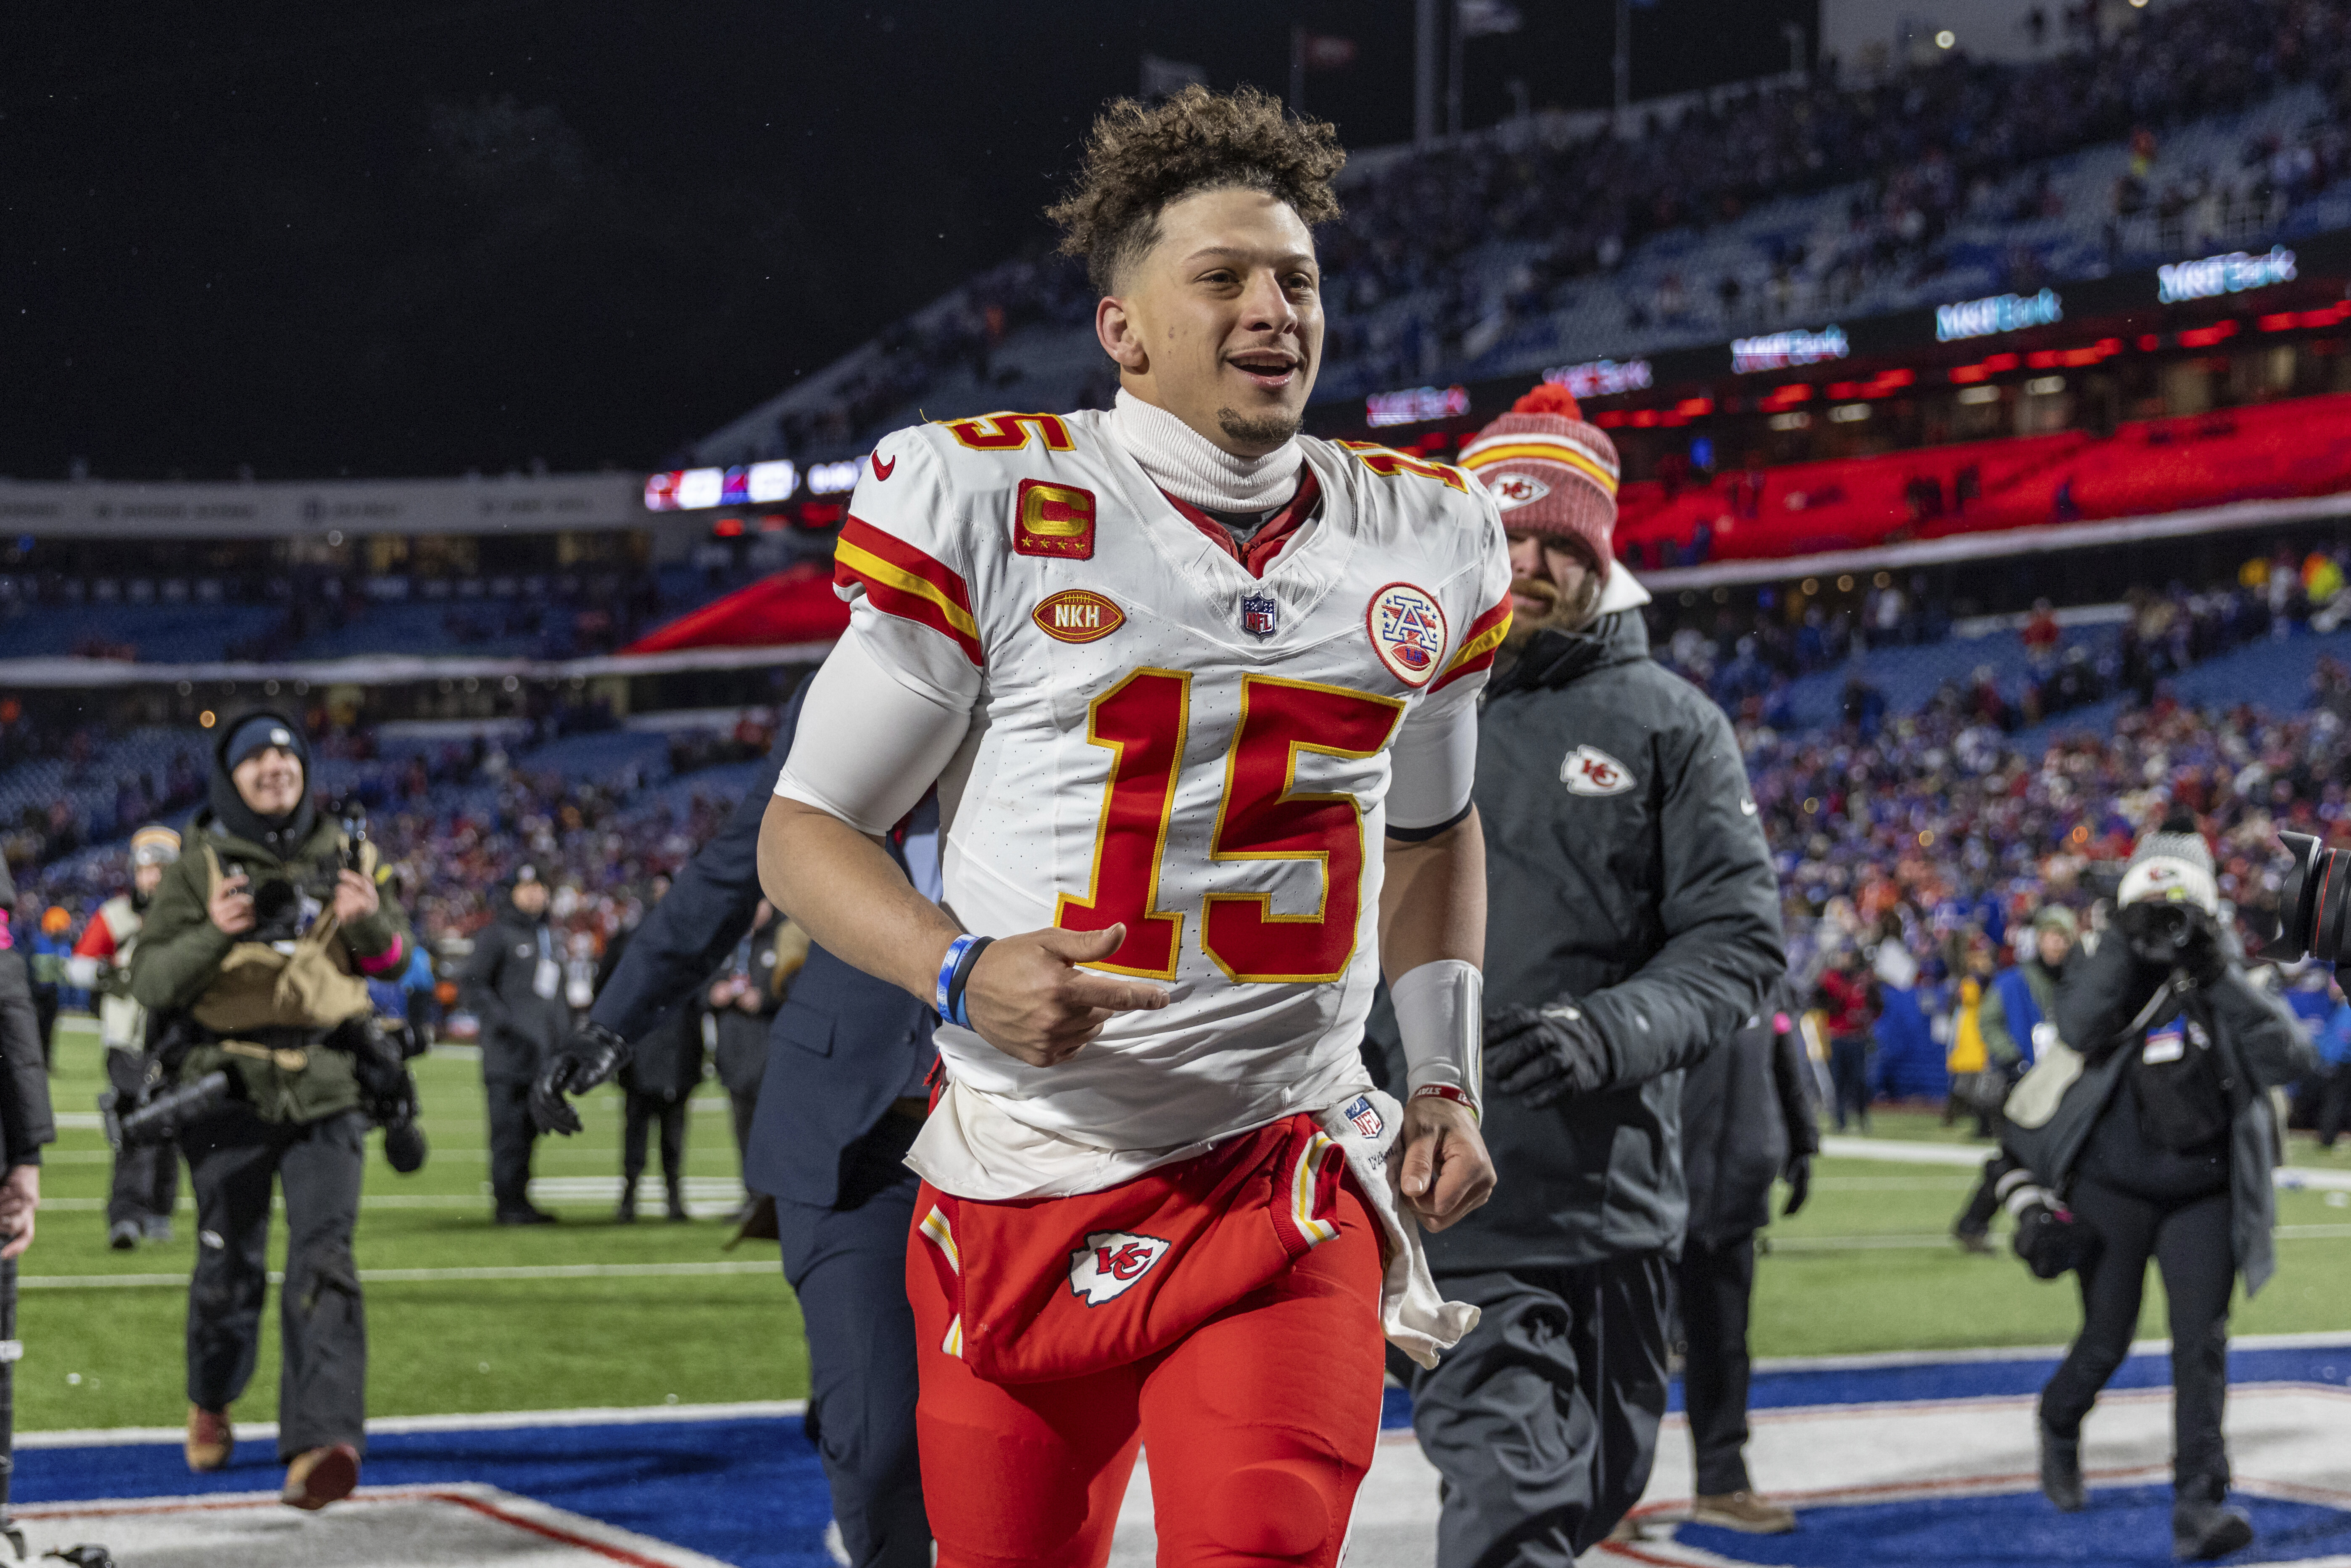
[1370,380,1787,1557]
[1458,382,1632,642]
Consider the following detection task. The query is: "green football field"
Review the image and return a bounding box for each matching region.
[20,1015,2351,1432]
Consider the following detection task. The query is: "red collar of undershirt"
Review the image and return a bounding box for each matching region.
[1158,468,1322,580]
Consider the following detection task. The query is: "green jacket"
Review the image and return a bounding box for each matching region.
[131,809,409,1124]
[1979,956,2061,1068]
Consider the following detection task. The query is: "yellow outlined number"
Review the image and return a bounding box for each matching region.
[1054,669,1190,978]
[1056,671,1404,984]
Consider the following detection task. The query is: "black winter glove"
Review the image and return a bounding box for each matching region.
[1781,1152,1812,1217]
[1483,1002,1610,1108]
[531,1021,630,1135]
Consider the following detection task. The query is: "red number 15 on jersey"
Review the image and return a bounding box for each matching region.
[1054,670,1405,985]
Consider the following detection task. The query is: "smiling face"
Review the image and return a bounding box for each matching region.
[1094,186,1323,458]
[1503,529,1602,646]
[230,745,305,818]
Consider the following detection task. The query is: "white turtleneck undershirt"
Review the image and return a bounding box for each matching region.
[1108,387,1304,514]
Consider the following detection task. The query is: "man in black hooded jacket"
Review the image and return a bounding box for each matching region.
[1382,387,1783,1565]
[461,869,564,1225]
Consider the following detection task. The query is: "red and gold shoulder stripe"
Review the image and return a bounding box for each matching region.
[834,517,983,667]
[1430,597,1512,693]
[1335,440,1468,494]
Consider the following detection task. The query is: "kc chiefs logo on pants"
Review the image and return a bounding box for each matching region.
[1067,1230,1173,1306]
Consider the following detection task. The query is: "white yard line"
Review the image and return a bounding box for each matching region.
[1823,1135,2351,1191]
[21,1399,809,1448]
[21,1260,779,1291]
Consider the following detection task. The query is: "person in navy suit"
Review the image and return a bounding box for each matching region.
[531,681,936,1568]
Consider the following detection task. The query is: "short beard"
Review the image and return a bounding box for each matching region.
[1501,572,1605,649]
[1215,406,1303,452]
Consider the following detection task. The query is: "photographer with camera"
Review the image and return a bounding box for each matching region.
[129,712,419,1513]
[2005,815,2312,1561]
[73,825,183,1250]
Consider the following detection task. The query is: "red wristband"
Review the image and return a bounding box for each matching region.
[1411,1083,1481,1123]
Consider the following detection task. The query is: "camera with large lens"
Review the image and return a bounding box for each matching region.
[2270,830,2351,965]
[2119,899,2197,967]
[1996,1161,2102,1280]
[103,1070,235,1149]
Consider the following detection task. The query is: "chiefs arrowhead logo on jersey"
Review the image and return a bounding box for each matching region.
[1481,472,1550,511]
[1067,1230,1171,1306]
[1367,582,1449,688]
[1561,744,1636,797]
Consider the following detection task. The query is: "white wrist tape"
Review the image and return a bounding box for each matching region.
[1393,958,1483,1105]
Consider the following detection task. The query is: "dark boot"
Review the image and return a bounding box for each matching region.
[2039,1418,2085,1513]
[2173,1474,2253,1561]
[616,1177,638,1223]
[2172,1499,2253,1560]
[665,1175,689,1223]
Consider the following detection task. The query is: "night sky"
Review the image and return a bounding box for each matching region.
[5,0,1811,483]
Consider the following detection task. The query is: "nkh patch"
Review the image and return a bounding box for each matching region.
[1343,1095,1384,1137]
[1241,593,1279,637]
[1561,743,1636,796]
[1067,1230,1172,1305]
[1481,472,1550,511]
[1367,581,1449,687]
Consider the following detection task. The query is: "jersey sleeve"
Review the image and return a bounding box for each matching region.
[1426,488,1513,701]
[772,630,971,837]
[830,430,987,707]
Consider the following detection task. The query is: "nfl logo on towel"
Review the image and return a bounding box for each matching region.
[1344,1096,1383,1137]
[1241,593,1279,636]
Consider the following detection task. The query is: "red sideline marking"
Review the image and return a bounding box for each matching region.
[431,1489,682,1568]
[18,1487,687,1568]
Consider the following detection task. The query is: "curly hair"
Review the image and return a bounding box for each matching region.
[1046,84,1346,295]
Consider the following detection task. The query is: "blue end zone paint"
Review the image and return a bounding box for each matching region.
[20,1416,841,1568]
[1716,1342,2351,1413]
[21,1343,2351,1566]
[1678,1486,2351,1567]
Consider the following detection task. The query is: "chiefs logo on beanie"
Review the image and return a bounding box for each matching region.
[1457,382,1621,580]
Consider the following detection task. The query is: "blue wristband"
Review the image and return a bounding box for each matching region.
[935,934,979,1021]
[946,936,994,1029]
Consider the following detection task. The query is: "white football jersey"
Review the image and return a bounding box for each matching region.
[815,408,1510,1178]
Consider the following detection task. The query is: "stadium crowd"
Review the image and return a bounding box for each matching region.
[1651,541,2351,724]
[4,712,773,1029]
[752,0,2351,451]
[1751,661,2351,1094]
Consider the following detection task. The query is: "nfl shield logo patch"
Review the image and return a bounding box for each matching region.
[1241,593,1279,637]
[1344,1095,1383,1137]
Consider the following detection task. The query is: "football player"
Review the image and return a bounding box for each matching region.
[760,85,1505,1567]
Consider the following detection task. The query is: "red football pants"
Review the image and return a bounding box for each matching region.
[908,1182,1386,1568]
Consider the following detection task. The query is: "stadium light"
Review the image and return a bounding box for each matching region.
[1935,288,2063,342]
[2156,245,2297,304]
[675,468,724,510]
[1365,385,1472,427]
[1543,357,1653,399]
[747,460,798,504]
[1732,326,1848,373]
[807,460,861,495]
